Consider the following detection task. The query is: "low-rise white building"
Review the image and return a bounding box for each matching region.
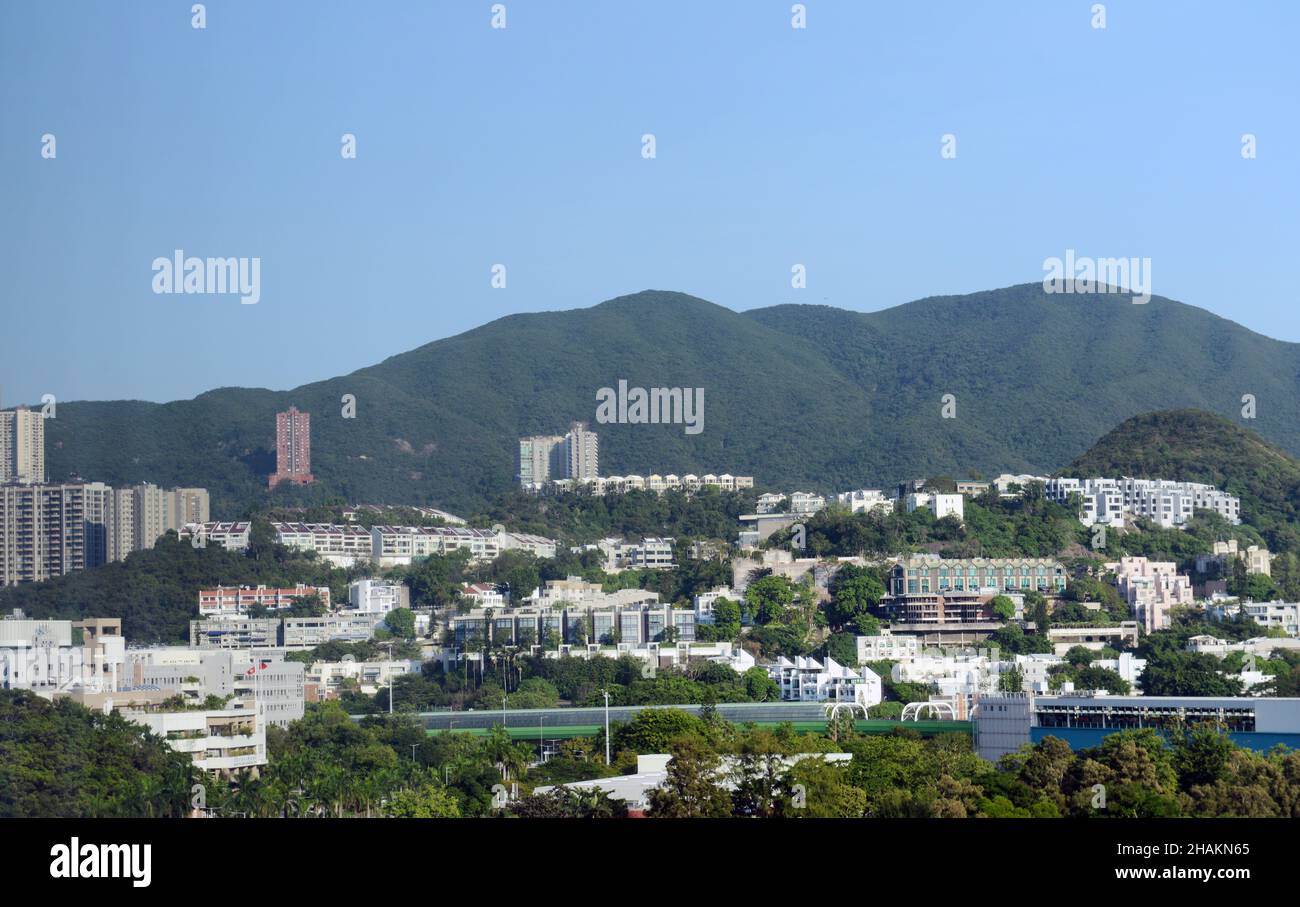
[1045,477,1240,529]
[349,578,410,614]
[693,586,736,624]
[856,631,924,663]
[767,656,882,706]
[836,489,894,515]
[127,700,266,774]
[1195,539,1272,577]
[905,492,964,523]
[305,659,415,699]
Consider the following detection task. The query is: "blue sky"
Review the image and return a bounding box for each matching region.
[2,0,1297,404]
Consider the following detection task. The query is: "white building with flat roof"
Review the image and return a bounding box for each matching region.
[836,489,894,515]
[693,586,735,624]
[905,492,964,523]
[128,701,266,774]
[349,578,409,614]
[1045,477,1240,529]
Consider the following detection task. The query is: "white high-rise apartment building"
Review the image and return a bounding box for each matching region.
[0,407,45,484]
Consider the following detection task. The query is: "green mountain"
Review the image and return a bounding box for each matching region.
[1065,408,1300,553]
[34,284,1300,517]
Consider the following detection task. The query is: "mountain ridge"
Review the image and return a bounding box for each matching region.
[31,284,1300,517]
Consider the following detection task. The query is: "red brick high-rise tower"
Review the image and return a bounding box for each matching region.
[269,406,314,489]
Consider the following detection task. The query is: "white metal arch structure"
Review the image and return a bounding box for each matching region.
[901,700,956,722]
[823,702,869,722]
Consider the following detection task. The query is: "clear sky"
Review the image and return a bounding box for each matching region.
[2,0,1297,405]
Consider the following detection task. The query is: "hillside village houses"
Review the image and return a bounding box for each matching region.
[836,489,894,515]
[767,656,882,707]
[1196,538,1273,577]
[904,491,964,522]
[1043,476,1241,529]
[569,537,677,571]
[693,586,736,624]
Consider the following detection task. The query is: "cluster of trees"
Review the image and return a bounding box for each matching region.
[13,691,1300,819]
[0,690,195,817]
[347,652,782,716]
[473,487,755,546]
[1046,647,1131,694]
[612,708,1300,819]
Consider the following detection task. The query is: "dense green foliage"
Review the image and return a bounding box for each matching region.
[0,690,194,817]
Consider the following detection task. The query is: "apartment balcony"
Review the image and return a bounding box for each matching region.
[197,752,267,771]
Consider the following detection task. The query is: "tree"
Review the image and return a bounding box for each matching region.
[509,787,627,818]
[647,738,731,818]
[999,667,1024,692]
[743,666,781,702]
[385,782,462,818]
[746,575,795,625]
[711,597,741,638]
[1139,650,1244,697]
[729,744,800,818]
[384,608,417,639]
[990,595,1016,621]
[612,708,705,753]
[823,631,858,666]
[826,565,885,631]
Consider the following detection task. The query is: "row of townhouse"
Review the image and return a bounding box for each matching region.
[183,521,251,550]
[263,522,557,567]
[889,651,1147,697]
[1207,600,1300,637]
[856,625,1142,662]
[525,640,755,674]
[451,602,695,649]
[1195,539,1273,577]
[756,492,826,515]
[1044,476,1240,529]
[189,613,386,650]
[836,489,895,515]
[531,473,754,496]
[766,656,882,707]
[198,583,332,617]
[589,536,676,570]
